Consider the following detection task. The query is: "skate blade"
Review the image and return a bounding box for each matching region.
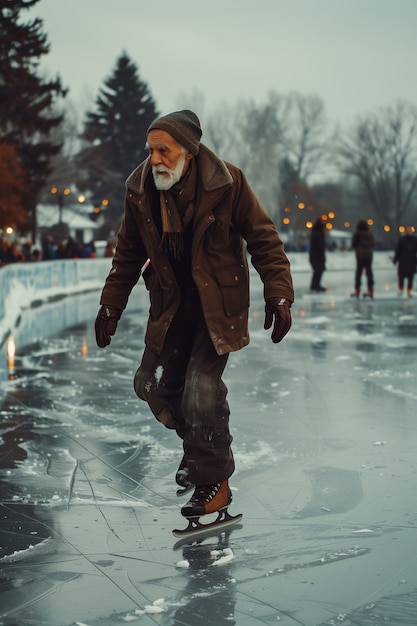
[172,509,242,543]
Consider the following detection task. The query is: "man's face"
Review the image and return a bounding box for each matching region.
[147,129,192,190]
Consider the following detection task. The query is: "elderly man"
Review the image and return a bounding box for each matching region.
[95,110,294,533]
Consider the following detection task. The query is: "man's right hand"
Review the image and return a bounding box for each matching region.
[95,305,122,348]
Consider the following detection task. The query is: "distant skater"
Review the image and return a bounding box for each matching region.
[309,217,326,292]
[393,226,417,297]
[351,219,374,298]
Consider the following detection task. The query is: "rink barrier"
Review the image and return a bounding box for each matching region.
[0,259,111,349]
[0,251,394,351]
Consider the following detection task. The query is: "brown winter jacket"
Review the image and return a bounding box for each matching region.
[100,144,294,355]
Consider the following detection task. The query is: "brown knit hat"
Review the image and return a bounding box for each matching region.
[147,110,202,155]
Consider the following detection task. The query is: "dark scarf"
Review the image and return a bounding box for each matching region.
[159,159,197,260]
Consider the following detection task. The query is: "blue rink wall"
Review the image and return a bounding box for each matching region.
[0,259,112,350]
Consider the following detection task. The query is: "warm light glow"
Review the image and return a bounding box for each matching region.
[93,206,101,214]
[7,336,15,359]
[325,222,333,230]
[63,188,71,196]
[328,211,335,219]
[284,207,291,213]
[283,217,290,225]
[78,194,86,203]
[81,338,88,357]
[306,221,313,229]
[101,199,109,206]
[399,225,405,233]
[298,202,305,209]
[50,186,58,194]
[383,224,391,232]
[344,221,350,228]
[7,336,15,373]
[5,226,13,235]
[321,214,328,221]
[367,219,374,225]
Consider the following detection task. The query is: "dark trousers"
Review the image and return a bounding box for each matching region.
[355,258,374,291]
[398,272,414,290]
[310,267,324,290]
[134,311,234,485]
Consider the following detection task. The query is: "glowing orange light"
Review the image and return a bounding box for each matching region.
[7,336,15,372]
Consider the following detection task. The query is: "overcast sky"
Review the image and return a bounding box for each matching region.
[29,0,417,127]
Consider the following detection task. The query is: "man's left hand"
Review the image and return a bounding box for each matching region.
[264,297,292,343]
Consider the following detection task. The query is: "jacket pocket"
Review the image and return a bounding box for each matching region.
[215,265,248,316]
[142,269,162,320]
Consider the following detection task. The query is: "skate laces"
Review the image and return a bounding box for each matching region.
[193,483,221,502]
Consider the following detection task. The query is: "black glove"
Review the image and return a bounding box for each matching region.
[264,297,292,343]
[95,305,122,348]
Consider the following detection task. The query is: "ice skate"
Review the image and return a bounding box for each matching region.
[350,289,360,298]
[172,480,242,539]
[175,455,194,496]
[363,288,374,299]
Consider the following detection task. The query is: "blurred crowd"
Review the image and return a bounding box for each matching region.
[0,236,115,267]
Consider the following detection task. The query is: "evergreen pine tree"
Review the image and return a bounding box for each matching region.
[77,52,159,223]
[0,0,67,239]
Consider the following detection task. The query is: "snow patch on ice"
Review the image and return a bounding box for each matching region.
[234,441,278,471]
[210,547,235,566]
[135,597,167,616]
[382,385,417,400]
[1,537,53,562]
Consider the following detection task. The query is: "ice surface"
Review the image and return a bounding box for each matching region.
[1,252,417,625]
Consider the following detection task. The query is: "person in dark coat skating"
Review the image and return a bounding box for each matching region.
[94,110,294,526]
[393,226,417,297]
[351,219,374,298]
[309,217,326,292]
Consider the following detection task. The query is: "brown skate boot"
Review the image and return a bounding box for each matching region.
[180,480,232,518]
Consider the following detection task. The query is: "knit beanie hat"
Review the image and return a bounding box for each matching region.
[147,110,202,155]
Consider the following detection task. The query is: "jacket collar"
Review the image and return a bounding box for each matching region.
[125,143,233,196]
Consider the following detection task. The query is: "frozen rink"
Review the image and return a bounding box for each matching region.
[1,252,417,626]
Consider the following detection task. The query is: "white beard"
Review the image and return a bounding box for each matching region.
[152,151,187,190]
